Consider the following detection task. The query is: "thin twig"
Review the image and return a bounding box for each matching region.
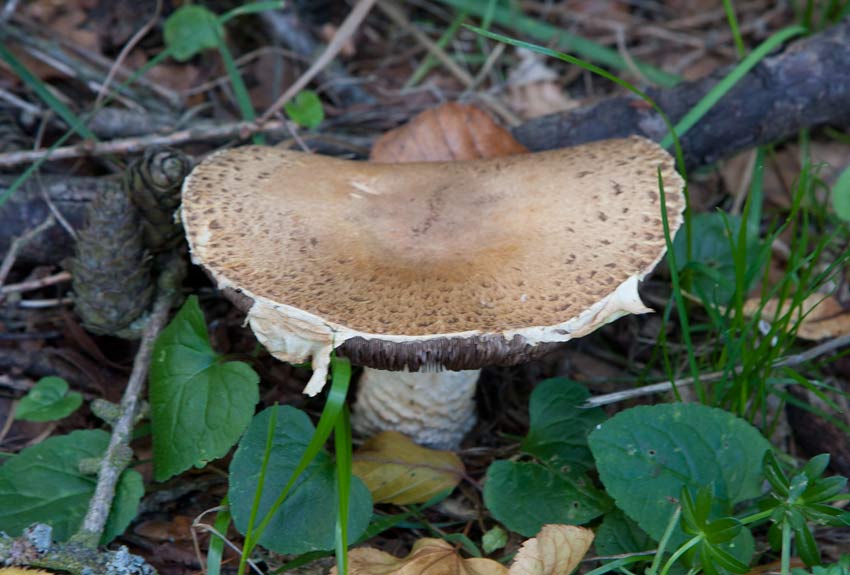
[16,297,72,308]
[0,271,71,296]
[376,0,521,125]
[38,174,78,239]
[0,119,290,167]
[259,0,379,122]
[74,290,174,545]
[93,0,162,110]
[584,333,850,407]
[0,215,55,286]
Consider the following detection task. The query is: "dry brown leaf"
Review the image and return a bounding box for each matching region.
[744,294,850,341]
[352,431,465,505]
[508,525,594,575]
[133,515,194,542]
[335,539,508,575]
[330,525,593,575]
[507,49,577,120]
[0,569,56,575]
[370,103,528,163]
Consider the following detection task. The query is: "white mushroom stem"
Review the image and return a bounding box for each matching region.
[351,367,481,450]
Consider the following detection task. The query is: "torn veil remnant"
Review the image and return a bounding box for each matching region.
[181,136,685,447]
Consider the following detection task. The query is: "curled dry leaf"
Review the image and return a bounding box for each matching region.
[744,293,850,341]
[331,525,593,575]
[352,431,465,505]
[370,103,528,163]
[507,49,578,120]
[508,525,594,575]
[336,538,508,575]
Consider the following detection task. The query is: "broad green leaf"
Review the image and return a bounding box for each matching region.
[671,212,761,306]
[150,295,259,481]
[284,90,325,129]
[0,430,141,543]
[594,510,653,556]
[588,403,770,545]
[15,376,82,422]
[163,5,223,61]
[483,460,609,537]
[352,431,465,505]
[831,164,850,222]
[521,378,605,471]
[229,406,372,554]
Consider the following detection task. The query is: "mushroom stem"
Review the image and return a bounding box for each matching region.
[351,367,481,450]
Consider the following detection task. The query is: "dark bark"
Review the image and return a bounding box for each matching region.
[0,176,118,264]
[512,18,850,169]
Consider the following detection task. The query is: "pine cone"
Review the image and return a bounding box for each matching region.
[125,147,192,253]
[70,184,153,337]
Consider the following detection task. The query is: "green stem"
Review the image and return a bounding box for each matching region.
[660,535,703,575]
[648,506,682,575]
[781,521,792,575]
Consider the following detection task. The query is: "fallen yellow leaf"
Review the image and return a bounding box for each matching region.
[330,525,594,575]
[508,525,594,575]
[352,431,465,505]
[0,569,55,575]
[744,294,850,341]
[336,539,508,575]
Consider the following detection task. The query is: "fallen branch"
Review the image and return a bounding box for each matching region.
[0,119,290,168]
[512,17,850,168]
[0,215,55,286]
[73,288,175,546]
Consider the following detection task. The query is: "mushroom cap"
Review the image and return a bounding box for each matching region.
[181,137,685,393]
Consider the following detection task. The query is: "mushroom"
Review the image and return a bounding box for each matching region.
[180,136,685,449]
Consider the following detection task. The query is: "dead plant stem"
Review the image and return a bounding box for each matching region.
[585,333,850,407]
[74,290,174,546]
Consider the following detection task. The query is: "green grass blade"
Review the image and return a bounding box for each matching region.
[206,498,232,575]
[443,0,681,87]
[406,10,468,88]
[219,1,284,25]
[217,43,263,145]
[238,405,279,574]
[658,169,703,401]
[333,406,354,575]
[660,25,807,149]
[243,357,352,572]
[0,42,96,140]
[0,48,172,209]
[721,0,747,57]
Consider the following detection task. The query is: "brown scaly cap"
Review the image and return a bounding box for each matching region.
[182,137,685,394]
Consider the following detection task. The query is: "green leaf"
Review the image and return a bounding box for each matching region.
[594,510,653,556]
[15,376,82,422]
[521,378,606,472]
[483,460,609,537]
[284,90,325,129]
[588,403,770,545]
[705,541,750,574]
[150,295,259,481]
[0,430,141,543]
[163,5,223,61]
[831,156,850,222]
[229,406,372,554]
[672,212,761,306]
[482,526,508,554]
[103,469,145,543]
